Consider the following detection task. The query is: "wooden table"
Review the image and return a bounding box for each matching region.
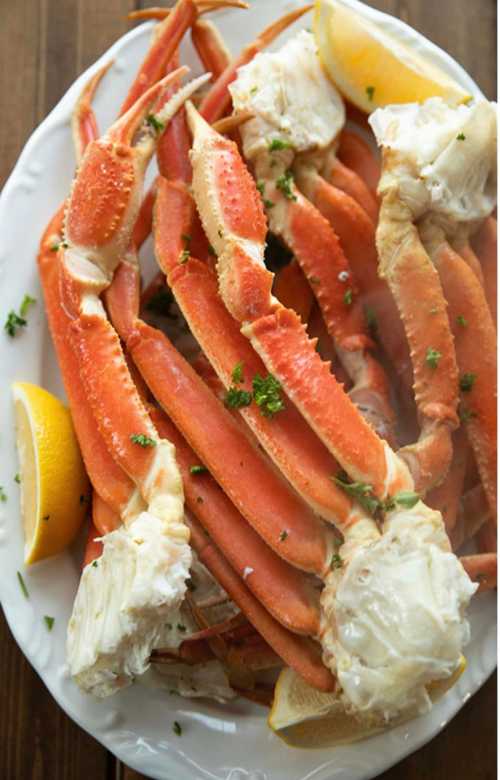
[0,1,496,778]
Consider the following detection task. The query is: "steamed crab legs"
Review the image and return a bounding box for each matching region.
[371,99,497,522]
[38,63,334,694]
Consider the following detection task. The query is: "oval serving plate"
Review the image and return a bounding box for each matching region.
[0,1,495,779]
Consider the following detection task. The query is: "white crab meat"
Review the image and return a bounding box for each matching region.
[369,97,497,222]
[67,510,191,698]
[229,30,345,159]
[321,505,477,722]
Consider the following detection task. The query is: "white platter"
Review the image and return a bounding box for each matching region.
[0,1,495,779]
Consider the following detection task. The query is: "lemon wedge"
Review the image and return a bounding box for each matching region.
[12,382,89,564]
[314,0,471,112]
[269,657,467,748]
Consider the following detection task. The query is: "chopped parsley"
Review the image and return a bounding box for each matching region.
[456,314,468,328]
[224,386,253,410]
[456,132,466,141]
[179,249,190,264]
[208,244,216,257]
[190,465,208,475]
[264,199,275,209]
[330,553,343,570]
[364,306,378,335]
[130,433,156,447]
[146,113,165,133]
[268,138,292,152]
[333,473,381,516]
[92,560,99,568]
[425,347,442,369]
[181,233,192,247]
[256,181,265,195]
[366,85,375,101]
[250,86,258,95]
[385,491,420,511]
[252,373,285,418]
[43,616,55,631]
[0,487,6,502]
[343,288,353,306]
[14,474,20,484]
[172,721,182,736]
[20,295,36,317]
[232,362,244,384]
[4,310,27,337]
[459,407,477,423]
[50,240,68,252]
[17,571,29,599]
[459,372,477,392]
[276,170,297,201]
[177,623,187,632]
[279,530,288,542]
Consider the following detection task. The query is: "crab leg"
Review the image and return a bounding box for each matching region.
[422,232,497,520]
[83,519,103,568]
[471,216,497,324]
[317,150,378,222]
[187,104,412,499]
[187,517,336,692]
[105,256,336,575]
[337,128,380,194]
[148,405,322,636]
[272,259,314,323]
[450,484,490,551]
[426,429,468,536]
[191,19,232,78]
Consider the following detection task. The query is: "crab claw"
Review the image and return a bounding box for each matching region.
[65,68,209,273]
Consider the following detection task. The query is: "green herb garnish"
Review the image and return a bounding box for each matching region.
[425,347,442,369]
[4,310,27,337]
[252,373,285,418]
[44,616,55,631]
[333,473,381,516]
[14,474,20,484]
[268,138,292,152]
[232,362,244,384]
[173,721,182,736]
[456,314,468,328]
[279,530,288,542]
[366,86,375,101]
[224,386,253,410]
[276,170,297,201]
[146,113,165,133]
[130,434,156,447]
[20,295,36,317]
[190,465,208,475]
[343,288,353,306]
[456,132,466,141]
[459,372,477,392]
[17,571,29,599]
[330,554,343,570]
[0,487,6,502]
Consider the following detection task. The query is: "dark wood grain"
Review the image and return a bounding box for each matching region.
[0,0,496,778]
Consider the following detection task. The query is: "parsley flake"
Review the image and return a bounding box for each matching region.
[457,314,468,327]
[130,433,156,447]
[250,86,258,95]
[264,199,275,209]
[268,138,292,152]
[14,474,20,484]
[330,553,343,570]
[456,132,466,141]
[343,288,353,306]
[279,530,288,542]
[459,372,477,392]
[208,244,216,257]
[181,233,192,247]
[224,386,252,410]
[20,295,36,317]
[17,571,29,599]
[179,249,190,264]
[366,86,375,101]
[276,170,297,201]
[190,464,208,475]
[256,180,265,195]
[425,347,442,369]
[364,306,378,334]
[92,560,98,568]
[0,487,6,502]
[232,362,244,384]
[391,491,420,510]
[44,615,55,631]
[459,407,477,423]
[146,113,165,133]
[173,721,182,736]
[252,373,285,418]
[4,310,27,337]
[333,473,381,516]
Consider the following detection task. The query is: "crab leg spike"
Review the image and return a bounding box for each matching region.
[72,61,113,163]
[150,406,322,636]
[187,517,336,692]
[199,5,313,123]
[128,1,248,23]
[191,19,232,79]
[337,128,381,194]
